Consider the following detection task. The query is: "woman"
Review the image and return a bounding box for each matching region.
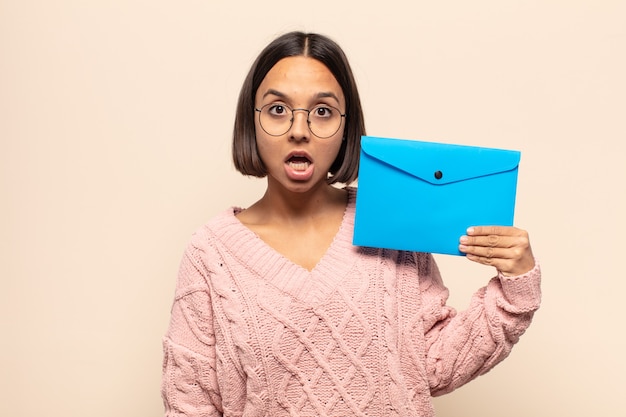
[162,31,541,417]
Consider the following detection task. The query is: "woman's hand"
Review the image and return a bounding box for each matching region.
[459,226,535,277]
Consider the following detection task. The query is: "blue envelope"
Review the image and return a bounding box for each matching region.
[353,136,521,256]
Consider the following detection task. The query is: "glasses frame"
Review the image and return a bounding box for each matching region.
[254,103,346,139]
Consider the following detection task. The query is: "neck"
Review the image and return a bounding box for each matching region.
[257,180,346,222]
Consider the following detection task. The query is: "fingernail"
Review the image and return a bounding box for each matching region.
[460,236,468,244]
[467,227,474,234]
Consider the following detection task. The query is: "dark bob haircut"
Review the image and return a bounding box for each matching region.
[232,31,366,185]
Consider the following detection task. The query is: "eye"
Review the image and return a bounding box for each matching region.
[267,104,289,117]
[312,105,334,119]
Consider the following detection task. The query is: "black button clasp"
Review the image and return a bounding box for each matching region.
[434,170,443,180]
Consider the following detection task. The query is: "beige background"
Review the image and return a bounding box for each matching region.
[1,0,625,416]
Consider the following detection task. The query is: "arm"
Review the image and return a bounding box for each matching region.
[418,244,541,395]
[162,242,223,416]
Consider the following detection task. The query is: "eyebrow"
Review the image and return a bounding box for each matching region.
[262,89,341,105]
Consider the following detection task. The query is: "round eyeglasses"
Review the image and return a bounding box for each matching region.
[255,103,346,139]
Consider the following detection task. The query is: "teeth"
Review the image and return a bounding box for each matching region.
[288,161,310,171]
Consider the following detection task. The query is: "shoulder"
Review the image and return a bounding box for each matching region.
[184,205,266,270]
[182,207,243,260]
[174,208,242,288]
[195,206,244,239]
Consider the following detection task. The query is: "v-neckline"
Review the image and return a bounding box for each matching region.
[209,187,358,305]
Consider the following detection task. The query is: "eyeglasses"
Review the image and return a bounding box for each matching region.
[255,103,346,139]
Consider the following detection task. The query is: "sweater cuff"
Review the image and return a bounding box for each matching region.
[497,261,542,313]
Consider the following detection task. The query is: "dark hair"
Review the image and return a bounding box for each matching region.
[232,31,366,184]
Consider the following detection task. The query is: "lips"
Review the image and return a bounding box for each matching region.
[285,151,313,171]
[284,151,314,180]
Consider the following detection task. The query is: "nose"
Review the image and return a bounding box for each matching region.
[289,109,310,142]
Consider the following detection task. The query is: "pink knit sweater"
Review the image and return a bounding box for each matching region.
[162,187,541,416]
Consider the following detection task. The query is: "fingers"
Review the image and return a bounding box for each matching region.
[459,226,535,276]
[460,228,525,251]
[466,225,525,239]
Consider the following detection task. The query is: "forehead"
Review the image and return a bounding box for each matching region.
[256,56,344,105]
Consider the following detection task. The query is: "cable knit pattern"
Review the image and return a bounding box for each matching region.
[162,187,541,416]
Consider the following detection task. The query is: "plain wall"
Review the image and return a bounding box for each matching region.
[1,0,625,415]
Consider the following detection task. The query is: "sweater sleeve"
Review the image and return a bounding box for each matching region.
[417,254,542,396]
[161,239,224,417]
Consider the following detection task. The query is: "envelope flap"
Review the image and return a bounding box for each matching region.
[360,136,521,185]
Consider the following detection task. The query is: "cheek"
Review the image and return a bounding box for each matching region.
[322,139,345,164]
[253,122,272,160]
[255,139,272,163]
[331,128,346,154]
[255,134,285,170]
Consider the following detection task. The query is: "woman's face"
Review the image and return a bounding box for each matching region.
[254,56,346,194]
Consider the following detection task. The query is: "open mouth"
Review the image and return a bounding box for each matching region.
[286,155,311,171]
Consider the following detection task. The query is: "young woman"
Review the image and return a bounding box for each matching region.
[162,31,541,417]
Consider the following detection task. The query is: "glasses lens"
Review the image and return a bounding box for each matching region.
[308,105,343,138]
[259,104,293,136]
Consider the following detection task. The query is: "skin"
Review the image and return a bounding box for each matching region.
[237,56,536,276]
[459,226,535,276]
[236,56,347,271]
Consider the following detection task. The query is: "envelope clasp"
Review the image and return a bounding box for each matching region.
[360,136,520,185]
